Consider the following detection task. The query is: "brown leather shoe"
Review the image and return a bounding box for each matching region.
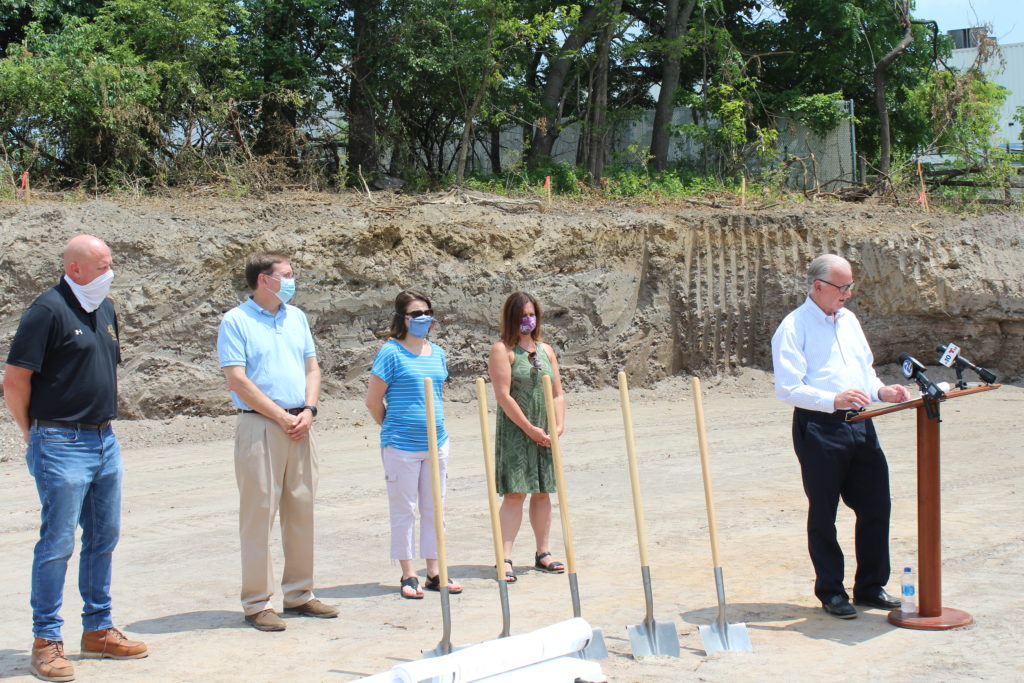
[31,638,74,682]
[244,608,286,631]
[80,627,149,659]
[284,598,339,618]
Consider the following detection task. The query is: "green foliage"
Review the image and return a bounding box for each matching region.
[0,0,1006,199]
[786,93,851,137]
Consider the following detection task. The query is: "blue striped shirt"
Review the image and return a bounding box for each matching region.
[771,297,884,413]
[371,339,449,451]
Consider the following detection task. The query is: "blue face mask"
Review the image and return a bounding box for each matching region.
[275,277,296,304]
[408,315,433,338]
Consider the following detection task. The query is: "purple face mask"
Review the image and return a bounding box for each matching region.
[519,315,537,334]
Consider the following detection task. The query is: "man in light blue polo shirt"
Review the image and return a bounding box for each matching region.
[216,252,338,631]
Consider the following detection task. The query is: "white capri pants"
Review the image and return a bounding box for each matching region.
[381,440,450,561]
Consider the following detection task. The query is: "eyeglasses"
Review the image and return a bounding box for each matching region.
[527,351,542,370]
[816,278,855,293]
[406,309,433,318]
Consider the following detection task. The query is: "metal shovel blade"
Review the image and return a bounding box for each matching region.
[422,586,455,658]
[628,619,680,659]
[575,627,609,661]
[626,567,680,658]
[566,573,608,660]
[698,567,752,655]
[699,619,752,656]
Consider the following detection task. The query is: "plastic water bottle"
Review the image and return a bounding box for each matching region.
[901,567,916,614]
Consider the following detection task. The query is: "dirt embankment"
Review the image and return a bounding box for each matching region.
[0,195,1021,420]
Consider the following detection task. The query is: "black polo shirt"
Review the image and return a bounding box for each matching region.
[6,278,121,423]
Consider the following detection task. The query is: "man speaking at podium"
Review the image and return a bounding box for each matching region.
[771,254,911,619]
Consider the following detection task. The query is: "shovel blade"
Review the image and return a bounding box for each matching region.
[627,619,680,659]
[699,620,752,655]
[572,628,609,660]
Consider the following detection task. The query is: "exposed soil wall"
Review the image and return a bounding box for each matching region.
[1,195,1021,418]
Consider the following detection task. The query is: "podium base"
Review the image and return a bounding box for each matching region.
[888,607,973,630]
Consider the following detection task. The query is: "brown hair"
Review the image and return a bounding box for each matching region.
[389,290,432,339]
[499,291,542,347]
[245,253,289,290]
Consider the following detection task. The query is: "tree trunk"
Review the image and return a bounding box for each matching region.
[649,0,697,171]
[347,0,379,184]
[254,3,300,159]
[489,127,502,174]
[874,1,914,179]
[586,0,622,182]
[526,5,599,169]
[455,12,497,185]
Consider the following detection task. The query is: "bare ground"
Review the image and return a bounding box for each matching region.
[0,372,1021,682]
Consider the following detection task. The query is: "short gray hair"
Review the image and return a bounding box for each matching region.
[807,254,849,293]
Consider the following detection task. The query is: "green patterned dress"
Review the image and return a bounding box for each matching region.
[495,345,557,494]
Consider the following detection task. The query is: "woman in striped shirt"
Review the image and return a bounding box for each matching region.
[365,290,463,599]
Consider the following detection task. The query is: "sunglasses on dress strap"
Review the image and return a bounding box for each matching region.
[527,350,542,370]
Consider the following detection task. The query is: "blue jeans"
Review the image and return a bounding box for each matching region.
[26,424,122,641]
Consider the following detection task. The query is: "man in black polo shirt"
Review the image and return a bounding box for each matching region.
[4,234,148,682]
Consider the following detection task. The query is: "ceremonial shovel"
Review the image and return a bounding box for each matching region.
[421,377,457,658]
[691,377,752,655]
[541,374,608,660]
[475,378,511,638]
[618,372,680,658]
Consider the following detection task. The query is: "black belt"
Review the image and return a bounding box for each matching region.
[794,407,866,423]
[241,407,306,416]
[33,419,112,431]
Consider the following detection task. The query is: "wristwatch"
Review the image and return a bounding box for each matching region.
[303,405,318,417]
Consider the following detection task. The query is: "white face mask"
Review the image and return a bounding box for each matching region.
[65,270,114,312]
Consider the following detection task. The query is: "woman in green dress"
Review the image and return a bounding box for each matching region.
[486,292,567,583]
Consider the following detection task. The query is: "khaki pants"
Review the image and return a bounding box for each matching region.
[234,412,318,615]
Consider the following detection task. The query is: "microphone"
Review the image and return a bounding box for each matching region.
[936,344,997,384]
[899,353,945,400]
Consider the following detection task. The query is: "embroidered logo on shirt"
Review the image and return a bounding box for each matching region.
[107,324,117,342]
[74,329,83,335]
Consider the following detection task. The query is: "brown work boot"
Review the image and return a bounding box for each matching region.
[244,608,286,631]
[80,627,149,659]
[31,638,74,682]
[284,598,339,618]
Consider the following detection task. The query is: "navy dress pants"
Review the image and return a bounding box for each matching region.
[792,408,892,603]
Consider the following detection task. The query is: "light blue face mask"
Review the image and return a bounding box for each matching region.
[407,315,433,338]
[275,277,296,304]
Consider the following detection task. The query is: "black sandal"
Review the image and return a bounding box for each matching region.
[534,551,565,573]
[400,576,423,599]
[425,574,463,594]
[503,559,517,583]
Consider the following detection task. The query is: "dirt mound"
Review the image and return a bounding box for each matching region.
[1,195,1021,419]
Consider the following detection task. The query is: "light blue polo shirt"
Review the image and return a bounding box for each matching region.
[217,297,316,410]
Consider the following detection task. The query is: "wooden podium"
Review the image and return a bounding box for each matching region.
[849,384,999,630]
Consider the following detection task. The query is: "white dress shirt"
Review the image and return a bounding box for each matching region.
[771,297,884,413]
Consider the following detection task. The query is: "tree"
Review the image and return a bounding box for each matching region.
[644,0,698,170]
[526,4,599,169]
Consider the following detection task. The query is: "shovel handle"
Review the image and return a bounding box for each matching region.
[542,374,576,574]
[691,377,722,568]
[424,378,448,587]
[476,378,507,581]
[618,371,650,567]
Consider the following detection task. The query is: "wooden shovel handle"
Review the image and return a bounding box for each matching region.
[691,376,722,568]
[618,371,650,567]
[424,377,448,586]
[476,378,506,581]
[542,374,576,573]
